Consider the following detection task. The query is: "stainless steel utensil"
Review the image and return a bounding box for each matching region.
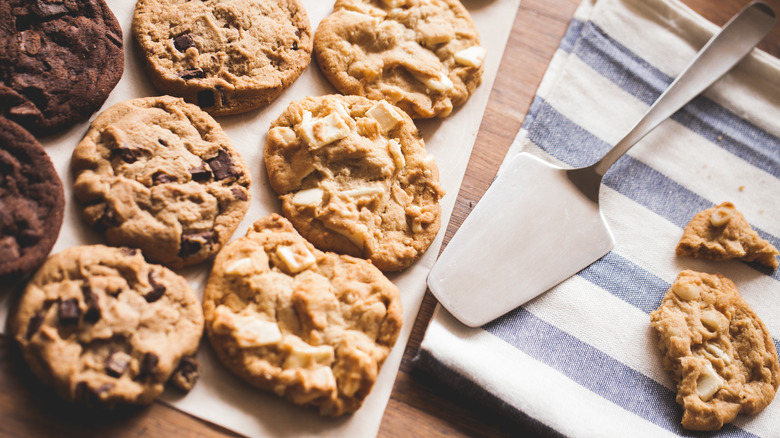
[427,1,777,327]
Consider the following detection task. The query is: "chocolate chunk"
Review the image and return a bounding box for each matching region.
[173,34,196,52]
[179,230,216,257]
[58,298,80,324]
[105,351,131,377]
[188,162,212,181]
[33,0,68,17]
[231,187,247,201]
[197,89,216,107]
[152,171,173,184]
[206,150,239,180]
[25,311,45,340]
[76,381,114,404]
[139,352,159,377]
[170,356,201,391]
[292,41,298,51]
[119,247,138,256]
[157,139,168,147]
[114,146,142,163]
[82,285,101,323]
[178,68,205,80]
[145,271,166,303]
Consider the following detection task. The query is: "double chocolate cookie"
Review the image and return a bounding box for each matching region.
[0,0,124,136]
[133,0,312,115]
[0,116,64,281]
[71,96,251,269]
[11,245,204,406]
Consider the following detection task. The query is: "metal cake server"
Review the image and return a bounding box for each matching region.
[427,1,777,327]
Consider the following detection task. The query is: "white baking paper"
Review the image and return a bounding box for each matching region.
[0,0,520,436]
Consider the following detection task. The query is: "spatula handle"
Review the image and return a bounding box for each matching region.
[593,1,776,177]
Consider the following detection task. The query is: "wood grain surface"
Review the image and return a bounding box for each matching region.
[1,0,779,437]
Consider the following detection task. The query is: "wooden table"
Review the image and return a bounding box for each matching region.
[2,0,779,436]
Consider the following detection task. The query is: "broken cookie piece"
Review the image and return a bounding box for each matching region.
[650,270,780,431]
[676,202,779,268]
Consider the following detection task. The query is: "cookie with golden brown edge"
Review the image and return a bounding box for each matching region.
[203,214,403,416]
[10,245,204,406]
[0,116,64,281]
[676,202,779,268]
[133,0,312,115]
[650,270,780,431]
[314,0,484,119]
[71,96,251,269]
[264,94,445,271]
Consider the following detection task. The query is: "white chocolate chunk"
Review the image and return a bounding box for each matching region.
[706,344,731,364]
[388,139,405,171]
[381,0,406,7]
[213,305,282,347]
[412,70,453,92]
[225,258,254,276]
[298,111,350,149]
[366,100,403,133]
[710,205,734,227]
[309,366,337,390]
[282,336,335,369]
[454,46,487,67]
[672,280,700,301]
[341,186,385,198]
[696,363,724,401]
[269,126,297,145]
[292,187,324,207]
[276,245,316,274]
[700,310,721,332]
[326,223,367,250]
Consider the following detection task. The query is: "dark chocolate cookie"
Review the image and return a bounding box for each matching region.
[0,116,64,281]
[0,0,124,136]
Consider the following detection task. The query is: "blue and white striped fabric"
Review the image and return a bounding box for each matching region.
[417,0,780,436]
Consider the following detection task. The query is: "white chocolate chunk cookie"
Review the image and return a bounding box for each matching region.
[133,0,312,115]
[71,96,251,269]
[650,270,780,431]
[10,245,204,406]
[265,95,445,271]
[203,214,402,416]
[676,202,779,268]
[313,0,484,119]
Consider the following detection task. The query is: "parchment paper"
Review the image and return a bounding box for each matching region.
[0,0,520,436]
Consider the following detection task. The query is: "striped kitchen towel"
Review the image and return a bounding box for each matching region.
[417,0,780,436]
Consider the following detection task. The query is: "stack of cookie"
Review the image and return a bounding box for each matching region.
[4,0,486,418]
[652,202,780,431]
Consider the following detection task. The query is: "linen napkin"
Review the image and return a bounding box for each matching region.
[417,0,780,436]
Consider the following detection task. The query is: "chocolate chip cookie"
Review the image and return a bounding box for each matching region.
[264,95,445,271]
[314,0,484,119]
[203,214,402,416]
[10,245,204,406]
[650,270,780,431]
[0,116,64,281]
[0,0,124,136]
[71,96,251,269]
[677,202,779,269]
[133,0,312,116]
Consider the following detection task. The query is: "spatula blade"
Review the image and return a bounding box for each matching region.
[427,153,615,327]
